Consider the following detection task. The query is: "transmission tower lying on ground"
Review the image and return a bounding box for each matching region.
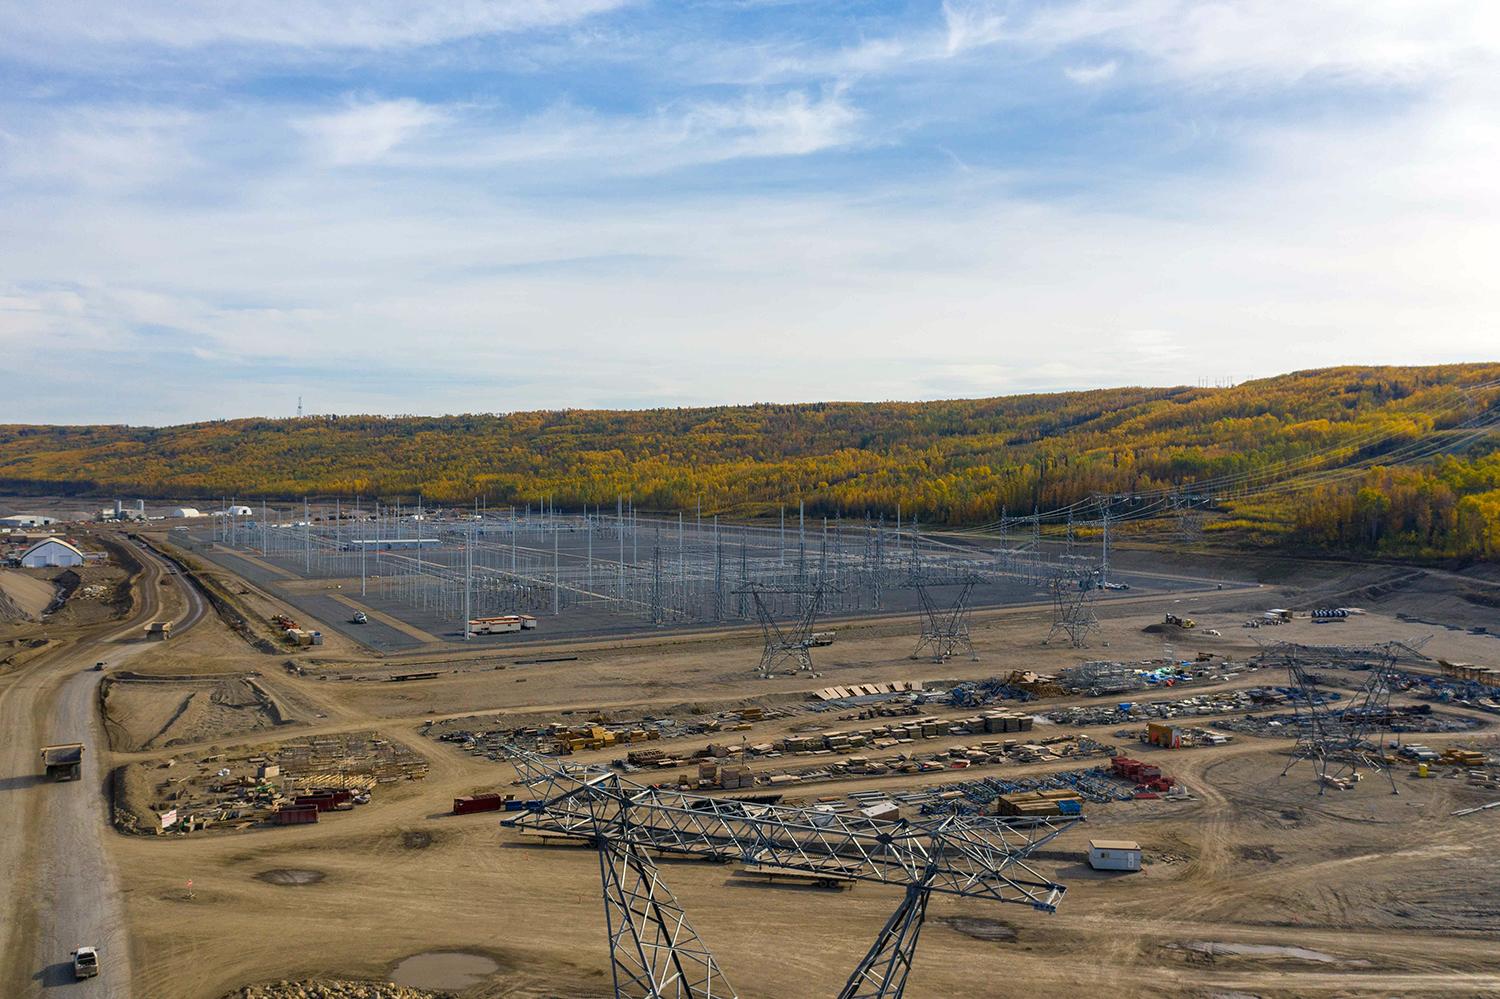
[737,581,825,677]
[910,575,978,663]
[1042,567,1102,648]
[1258,643,1399,795]
[500,746,1078,999]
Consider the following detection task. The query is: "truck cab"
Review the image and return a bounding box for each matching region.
[71,946,99,979]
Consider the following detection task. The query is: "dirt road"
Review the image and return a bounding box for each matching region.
[0,535,203,997]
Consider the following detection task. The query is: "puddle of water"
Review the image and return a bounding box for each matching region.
[391,951,499,990]
[1184,941,1351,964]
[256,868,325,886]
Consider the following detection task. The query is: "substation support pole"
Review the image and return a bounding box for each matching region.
[464,524,473,640]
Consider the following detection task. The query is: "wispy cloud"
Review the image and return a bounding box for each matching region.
[1,1,1497,422]
[942,1,1009,57]
[0,0,627,53]
[295,98,446,166]
[1064,60,1118,84]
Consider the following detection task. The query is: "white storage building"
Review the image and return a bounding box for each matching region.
[0,514,58,529]
[169,507,204,518]
[1088,839,1142,872]
[20,538,85,568]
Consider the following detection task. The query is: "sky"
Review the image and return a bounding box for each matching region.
[1,1,1498,425]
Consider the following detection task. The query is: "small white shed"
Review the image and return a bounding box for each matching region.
[1088,839,1142,872]
[20,538,85,568]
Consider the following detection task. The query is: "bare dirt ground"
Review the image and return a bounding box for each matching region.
[0,568,55,620]
[11,528,1500,998]
[102,674,297,753]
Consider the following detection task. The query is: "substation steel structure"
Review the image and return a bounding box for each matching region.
[206,500,1109,651]
[500,747,1079,999]
[1257,642,1402,795]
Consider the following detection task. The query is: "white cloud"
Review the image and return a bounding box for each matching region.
[1064,60,1118,84]
[0,106,201,191]
[0,1,627,53]
[295,98,445,166]
[675,89,861,159]
[2,1,1499,422]
[364,89,863,172]
[972,0,1500,84]
[942,1,1008,56]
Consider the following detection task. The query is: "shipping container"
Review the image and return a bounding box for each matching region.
[274,806,319,826]
[453,793,508,815]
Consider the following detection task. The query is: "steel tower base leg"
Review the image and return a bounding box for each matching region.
[837,882,933,999]
[598,839,738,999]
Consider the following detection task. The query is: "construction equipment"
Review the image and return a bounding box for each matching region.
[1164,613,1195,630]
[40,743,84,782]
[500,745,1078,999]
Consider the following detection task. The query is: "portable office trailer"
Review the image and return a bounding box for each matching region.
[1088,839,1142,871]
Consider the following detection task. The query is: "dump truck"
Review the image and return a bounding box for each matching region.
[144,620,171,640]
[40,743,84,782]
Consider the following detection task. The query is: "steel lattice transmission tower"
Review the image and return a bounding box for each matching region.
[1043,568,1102,648]
[910,576,979,663]
[598,836,738,998]
[500,746,1078,999]
[1260,643,1400,795]
[1171,494,1206,544]
[737,582,825,677]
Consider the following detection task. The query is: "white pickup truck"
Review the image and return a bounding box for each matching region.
[71,946,100,979]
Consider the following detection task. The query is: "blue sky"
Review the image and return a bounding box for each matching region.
[1,1,1497,424]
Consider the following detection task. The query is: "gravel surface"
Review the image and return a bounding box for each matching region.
[226,980,451,999]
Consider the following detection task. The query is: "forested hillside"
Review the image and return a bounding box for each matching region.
[2,365,1498,557]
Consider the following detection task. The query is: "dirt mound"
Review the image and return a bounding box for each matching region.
[0,569,54,620]
[1461,588,1500,609]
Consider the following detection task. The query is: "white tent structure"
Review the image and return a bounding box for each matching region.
[20,538,85,568]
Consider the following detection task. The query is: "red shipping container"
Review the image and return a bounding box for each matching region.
[295,794,337,812]
[274,806,320,825]
[453,793,508,815]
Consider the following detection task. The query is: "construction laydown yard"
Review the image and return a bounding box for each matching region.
[5,522,1500,999]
